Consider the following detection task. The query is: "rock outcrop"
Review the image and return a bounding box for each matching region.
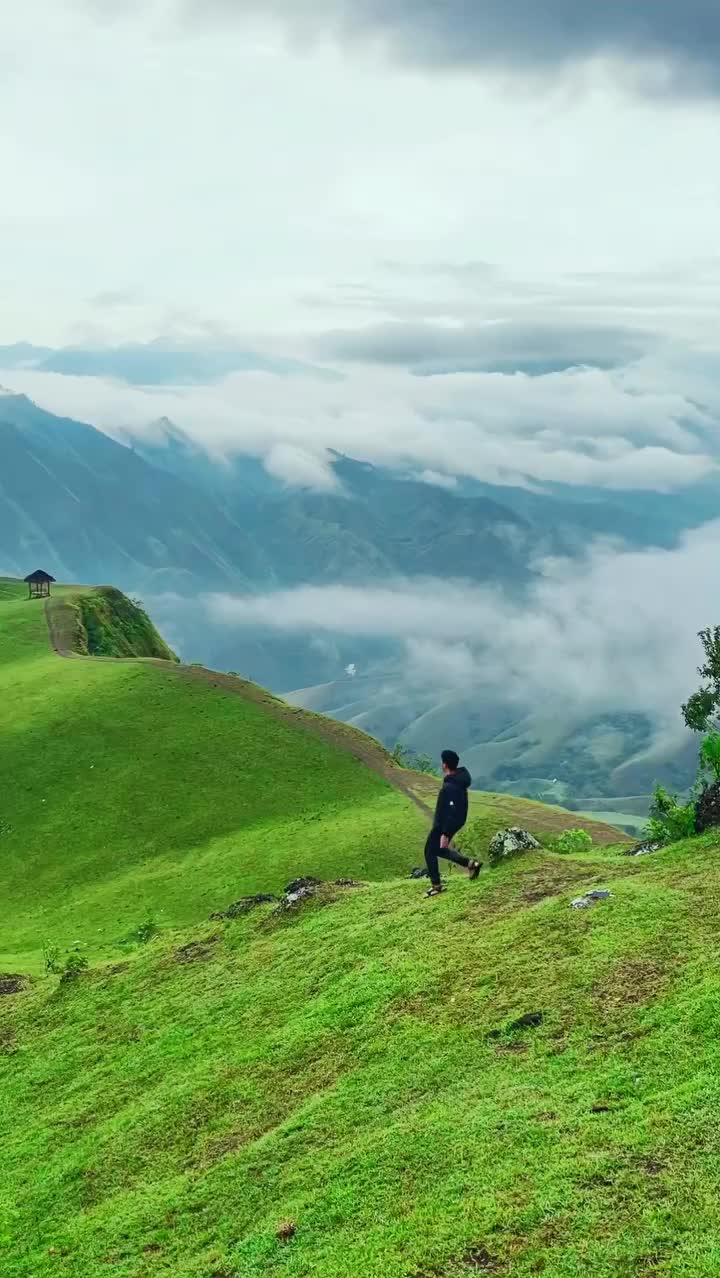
[488,828,541,867]
[571,889,612,910]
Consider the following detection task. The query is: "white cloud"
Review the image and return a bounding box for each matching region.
[416,470,458,491]
[264,442,339,490]
[5,359,717,493]
[2,3,720,348]
[207,520,720,732]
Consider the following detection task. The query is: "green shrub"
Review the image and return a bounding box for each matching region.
[60,954,89,983]
[644,785,696,846]
[391,743,439,776]
[700,731,720,783]
[121,913,160,947]
[556,828,593,855]
[42,942,62,977]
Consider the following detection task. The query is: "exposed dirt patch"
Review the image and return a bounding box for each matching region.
[174,936,220,964]
[463,1248,502,1271]
[518,864,611,905]
[593,957,667,1013]
[410,1247,505,1276]
[276,1221,297,1243]
[0,973,28,996]
[210,895,278,920]
[0,1025,17,1055]
[45,597,83,656]
[640,1157,665,1177]
[634,1253,668,1276]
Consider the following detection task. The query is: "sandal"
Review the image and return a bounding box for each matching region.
[425,885,445,898]
[468,860,482,881]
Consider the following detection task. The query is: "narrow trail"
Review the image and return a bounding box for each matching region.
[45,598,435,821]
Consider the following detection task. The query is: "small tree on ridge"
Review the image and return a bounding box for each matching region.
[683,627,720,732]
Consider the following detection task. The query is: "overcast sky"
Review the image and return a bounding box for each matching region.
[4,0,720,342]
[3,0,720,494]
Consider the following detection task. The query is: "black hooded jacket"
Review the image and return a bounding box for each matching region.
[433,766,472,835]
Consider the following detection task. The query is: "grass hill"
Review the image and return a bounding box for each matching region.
[0,580,427,974]
[0,579,619,976]
[5,579,684,1278]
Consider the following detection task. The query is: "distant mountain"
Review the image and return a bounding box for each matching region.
[116,419,278,500]
[0,340,338,385]
[0,394,545,589]
[0,392,268,592]
[0,391,710,806]
[0,393,541,600]
[285,669,698,805]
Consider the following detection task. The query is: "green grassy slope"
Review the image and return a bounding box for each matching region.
[4,837,720,1277]
[77,587,179,660]
[0,581,428,973]
[0,580,621,975]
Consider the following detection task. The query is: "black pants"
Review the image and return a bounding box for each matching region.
[424,826,470,886]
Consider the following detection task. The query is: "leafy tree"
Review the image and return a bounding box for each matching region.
[699,731,720,784]
[683,627,720,731]
[644,785,696,846]
[391,743,439,776]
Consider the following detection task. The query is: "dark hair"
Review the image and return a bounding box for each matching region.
[441,749,460,771]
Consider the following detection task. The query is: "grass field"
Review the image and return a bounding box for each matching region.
[4,835,720,1277]
[8,578,695,1278]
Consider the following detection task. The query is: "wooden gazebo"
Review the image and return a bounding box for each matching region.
[24,570,56,600]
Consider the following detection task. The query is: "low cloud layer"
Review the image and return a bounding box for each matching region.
[208,521,720,732]
[6,352,717,494]
[186,0,720,94]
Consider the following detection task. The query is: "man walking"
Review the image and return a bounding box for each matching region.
[424,750,481,897]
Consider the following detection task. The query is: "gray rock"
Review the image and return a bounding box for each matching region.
[625,840,662,858]
[284,877,322,895]
[275,878,325,913]
[572,889,612,910]
[488,827,541,867]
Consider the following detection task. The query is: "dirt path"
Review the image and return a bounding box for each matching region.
[44,598,626,842]
[45,598,435,820]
